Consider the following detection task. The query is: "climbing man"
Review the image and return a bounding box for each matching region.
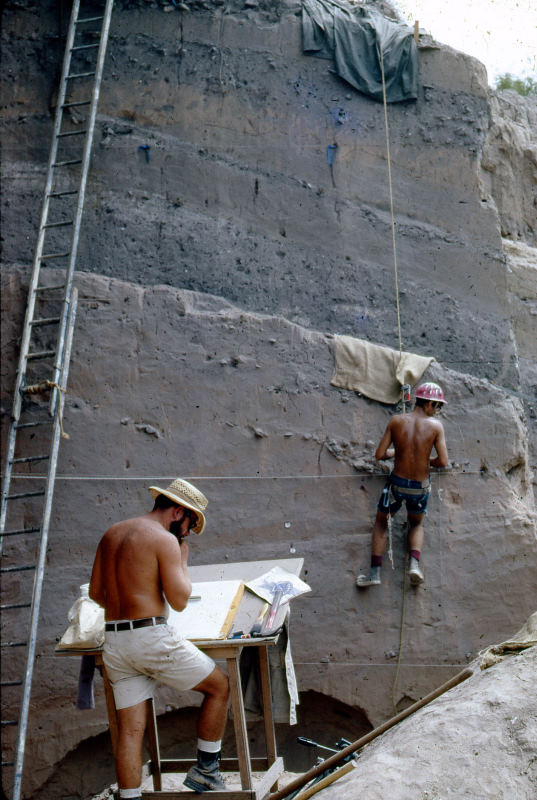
[89,478,230,798]
[356,382,449,588]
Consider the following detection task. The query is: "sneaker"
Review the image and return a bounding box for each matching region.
[408,558,424,586]
[356,572,381,587]
[184,763,226,792]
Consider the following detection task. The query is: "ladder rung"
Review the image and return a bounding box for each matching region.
[48,189,78,197]
[15,420,54,429]
[1,528,40,536]
[43,219,74,228]
[11,455,50,464]
[56,130,87,138]
[29,317,61,326]
[26,350,56,360]
[5,490,45,500]
[34,283,67,291]
[66,71,96,80]
[1,681,22,687]
[52,159,83,167]
[61,100,91,109]
[1,721,19,727]
[0,603,31,610]
[0,565,35,575]
[40,251,70,260]
[71,43,100,50]
[0,641,28,648]
[75,15,104,23]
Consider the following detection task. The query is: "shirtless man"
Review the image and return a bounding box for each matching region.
[89,478,230,798]
[356,383,449,588]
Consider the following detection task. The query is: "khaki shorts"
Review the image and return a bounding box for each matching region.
[103,623,215,710]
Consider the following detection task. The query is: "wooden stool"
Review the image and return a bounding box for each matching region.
[99,636,284,800]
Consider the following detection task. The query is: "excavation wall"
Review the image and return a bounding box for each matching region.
[1,1,536,798]
[1,267,536,797]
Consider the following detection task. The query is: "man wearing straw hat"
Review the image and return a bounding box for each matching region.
[90,478,229,797]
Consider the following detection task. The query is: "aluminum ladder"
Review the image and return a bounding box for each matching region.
[0,2,114,797]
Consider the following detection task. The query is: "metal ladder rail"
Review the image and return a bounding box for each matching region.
[0,0,114,543]
[10,289,78,800]
[48,0,114,413]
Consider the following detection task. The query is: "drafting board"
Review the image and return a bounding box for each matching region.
[167,580,244,641]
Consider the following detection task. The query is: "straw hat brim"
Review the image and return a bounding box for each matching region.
[148,485,206,534]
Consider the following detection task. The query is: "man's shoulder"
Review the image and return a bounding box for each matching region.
[106,515,169,539]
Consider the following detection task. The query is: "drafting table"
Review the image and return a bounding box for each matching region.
[57,558,303,800]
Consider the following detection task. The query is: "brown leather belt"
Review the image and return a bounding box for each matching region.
[105,616,167,632]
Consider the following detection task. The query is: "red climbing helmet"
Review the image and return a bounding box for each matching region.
[415,382,446,404]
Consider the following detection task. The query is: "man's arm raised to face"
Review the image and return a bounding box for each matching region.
[158,534,193,612]
[430,421,449,468]
[89,540,105,607]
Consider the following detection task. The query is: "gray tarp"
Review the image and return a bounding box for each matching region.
[302,0,418,103]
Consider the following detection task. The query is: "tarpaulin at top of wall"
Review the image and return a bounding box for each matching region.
[302,0,418,103]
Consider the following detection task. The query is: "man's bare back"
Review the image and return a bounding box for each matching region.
[89,514,192,621]
[376,406,448,482]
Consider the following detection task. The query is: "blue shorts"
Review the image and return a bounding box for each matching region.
[377,474,431,516]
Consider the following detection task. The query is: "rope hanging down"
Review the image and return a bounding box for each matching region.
[23,380,70,440]
[378,54,412,713]
[379,46,403,359]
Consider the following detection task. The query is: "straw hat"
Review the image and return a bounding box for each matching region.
[149,478,208,534]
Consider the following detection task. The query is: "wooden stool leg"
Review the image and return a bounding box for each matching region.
[227,653,253,791]
[258,646,277,765]
[101,662,119,758]
[145,698,162,791]
[258,646,279,791]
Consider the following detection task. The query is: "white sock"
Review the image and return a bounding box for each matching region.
[197,738,221,753]
[119,788,142,799]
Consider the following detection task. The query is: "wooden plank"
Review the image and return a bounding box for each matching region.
[145,698,162,791]
[227,653,253,790]
[291,761,356,800]
[201,644,242,659]
[253,757,284,800]
[141,791,254,799]
[168,580,245,640]
[258,646,277,764]
[189,558,304,583]
[158,758,270,772]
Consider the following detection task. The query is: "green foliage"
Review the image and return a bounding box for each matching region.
[494,73,537,96]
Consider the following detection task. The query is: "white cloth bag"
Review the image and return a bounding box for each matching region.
[58,583,105,649]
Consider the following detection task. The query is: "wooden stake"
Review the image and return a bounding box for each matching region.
[292,761,356,800]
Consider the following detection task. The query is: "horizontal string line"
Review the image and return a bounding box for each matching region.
[2,472,482,481]
[295,662,469,668]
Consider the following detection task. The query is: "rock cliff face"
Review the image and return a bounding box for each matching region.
[1,1,536,798]
[1,267,536,798]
